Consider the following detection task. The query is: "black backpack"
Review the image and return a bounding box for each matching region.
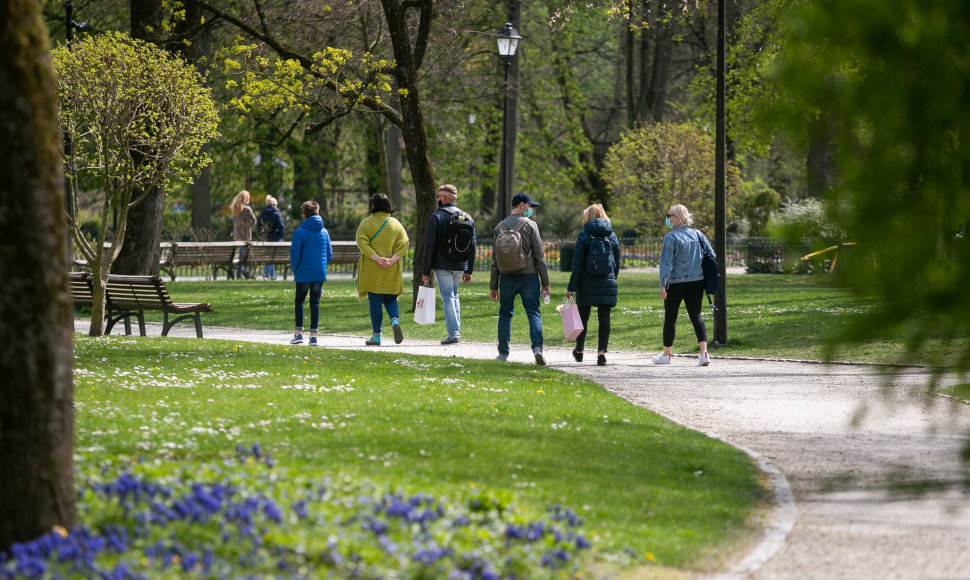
[585,235,615,276]
[440,206,476,262]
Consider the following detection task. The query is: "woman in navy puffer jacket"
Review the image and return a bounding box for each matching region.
[565,204,620,366]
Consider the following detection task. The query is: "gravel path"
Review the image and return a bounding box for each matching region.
[79,321,970,579]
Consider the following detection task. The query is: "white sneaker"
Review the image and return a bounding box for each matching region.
[698,352,711,366]
[652,353,671,365]
[494,354,508,362]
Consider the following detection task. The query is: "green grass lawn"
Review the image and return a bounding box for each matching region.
[145,271,965,365]
[65,336,764,578]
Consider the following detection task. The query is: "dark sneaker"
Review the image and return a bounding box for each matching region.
[289,334,304,345]
[572,349,583,362]
[441,336,460,345]
[534,352,546,366]
[308,337,318,346]
[365,338,381,346]
[393,324,404,344]
[597,354,607,366]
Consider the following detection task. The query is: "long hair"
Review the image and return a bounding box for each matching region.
[231,190,250,216]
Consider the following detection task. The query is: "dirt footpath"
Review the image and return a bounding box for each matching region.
[79,320,970,579]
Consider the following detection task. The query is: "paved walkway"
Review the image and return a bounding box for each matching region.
[77,320,970,579]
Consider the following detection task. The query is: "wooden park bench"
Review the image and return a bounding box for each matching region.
[239,241,292,279]
[159,241,239,281]
[69,272,212,338]
[330,241,362,277]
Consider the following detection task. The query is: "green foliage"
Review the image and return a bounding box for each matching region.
[739,183,782,237]
[602,122,741,236]
[52,32,219,203]
[767,198,846,244]
[770,0,970,371]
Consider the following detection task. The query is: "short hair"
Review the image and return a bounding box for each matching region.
[437,184,458,198]
[583,204,609,225]
[265,195,277,207]
[668,203,694,226]
[369,193,394,214]
[301,200,320,218]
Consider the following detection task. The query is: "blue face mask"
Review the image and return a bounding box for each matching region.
[665,217,672,229]
[523,208,534,219]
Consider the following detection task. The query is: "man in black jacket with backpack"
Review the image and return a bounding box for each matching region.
[421,184,476,345]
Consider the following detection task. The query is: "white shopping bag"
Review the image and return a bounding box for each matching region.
[414,285,436,325]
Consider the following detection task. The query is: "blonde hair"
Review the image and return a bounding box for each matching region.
[668,203,693,226]
[231,190,250,216]
[265,195,277,207]
[582,204,609,225]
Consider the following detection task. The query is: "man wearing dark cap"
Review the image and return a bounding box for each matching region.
[489,193,551,365]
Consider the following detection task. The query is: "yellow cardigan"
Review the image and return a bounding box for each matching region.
[356,213,409,298]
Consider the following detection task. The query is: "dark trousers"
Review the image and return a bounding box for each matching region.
[663,280,707,347]
[576,304,612,353]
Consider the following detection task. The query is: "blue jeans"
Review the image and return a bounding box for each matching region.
[265,264,276,280]
[368,293,400,335]
[294,281,323,332]
[435,270,463,338]
[497,274,543,356]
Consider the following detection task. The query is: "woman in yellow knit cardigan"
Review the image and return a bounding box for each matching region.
[356,194,410,346]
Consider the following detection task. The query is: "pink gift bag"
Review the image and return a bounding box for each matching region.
[556,298,584,340]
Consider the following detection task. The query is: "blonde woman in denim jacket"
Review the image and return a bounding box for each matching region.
[653,204,714,366]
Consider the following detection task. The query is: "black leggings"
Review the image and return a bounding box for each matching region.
[663,280,707,347]
[576,304,612,353]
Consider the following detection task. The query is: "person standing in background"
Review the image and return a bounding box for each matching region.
[231,190,257,279]
[259,195,285,280]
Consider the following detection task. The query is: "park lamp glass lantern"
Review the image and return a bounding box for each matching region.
[496,22,521,57]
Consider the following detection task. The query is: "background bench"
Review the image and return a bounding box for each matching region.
[69,272,212,337]
[160,242,239,281]
[331,241,362,277]
[239,242,292,279]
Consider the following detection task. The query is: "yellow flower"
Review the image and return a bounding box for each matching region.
[537,389,544,394]
[53,525,68,538]
[645,552,655,561]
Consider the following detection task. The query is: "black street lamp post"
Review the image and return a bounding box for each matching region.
[496,22,521,219]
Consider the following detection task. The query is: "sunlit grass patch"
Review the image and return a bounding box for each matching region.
[63,336,765,574]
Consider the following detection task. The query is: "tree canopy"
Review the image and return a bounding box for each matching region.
[52,31,219,335]
[771,0,970,370]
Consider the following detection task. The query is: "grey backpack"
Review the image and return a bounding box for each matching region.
[494,220,530,272]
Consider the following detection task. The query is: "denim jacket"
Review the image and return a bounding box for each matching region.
[659,226,713,288]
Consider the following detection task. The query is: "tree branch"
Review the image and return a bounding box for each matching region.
[196,0,404,127]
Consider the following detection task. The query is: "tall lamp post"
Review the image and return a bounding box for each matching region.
[496,22,521,218]
[713,0,728,344]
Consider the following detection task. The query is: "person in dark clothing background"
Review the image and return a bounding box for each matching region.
[258,195,285,280]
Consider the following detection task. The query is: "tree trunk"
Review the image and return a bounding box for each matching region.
[381,0,437,304]
[385,123,404,212]
[0,0,77,550]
